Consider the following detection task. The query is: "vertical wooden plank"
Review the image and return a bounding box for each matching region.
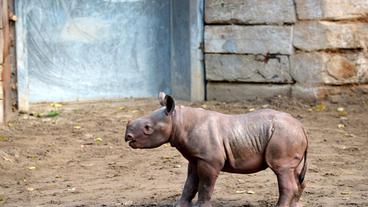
[8,0,17,116]
[0,0,4,123]
[0,27,3,65]
[0,0,3,29]
[0,0,3,65]
[1,0,15,122]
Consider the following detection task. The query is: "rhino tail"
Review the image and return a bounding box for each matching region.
[299,150,307,184]
[298,126,308,184]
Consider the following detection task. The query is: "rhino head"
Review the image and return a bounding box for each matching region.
[124,92,175,149]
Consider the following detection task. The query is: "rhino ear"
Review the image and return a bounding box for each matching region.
[165,95,175,115]
[158,92,166,106]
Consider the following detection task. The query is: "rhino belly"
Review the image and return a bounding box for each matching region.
[221,123,272,174]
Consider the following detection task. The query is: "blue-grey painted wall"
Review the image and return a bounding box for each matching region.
[16,0,171,104]
[171,0,204,101]
[171,0,191,100]
[16,0,204,110]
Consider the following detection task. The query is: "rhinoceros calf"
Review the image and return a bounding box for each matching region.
[125,93,308,207]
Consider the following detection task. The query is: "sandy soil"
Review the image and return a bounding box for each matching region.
[0,97,367,207]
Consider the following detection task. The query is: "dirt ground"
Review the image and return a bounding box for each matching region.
[0,96,367,207]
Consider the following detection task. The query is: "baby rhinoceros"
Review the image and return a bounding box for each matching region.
[125,93,308,207]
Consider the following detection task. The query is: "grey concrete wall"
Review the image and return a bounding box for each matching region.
[15,0,205,110]
[171,0,191,100]
[171,0,204,101]
[16,0,172,107]
[205,0,368,102]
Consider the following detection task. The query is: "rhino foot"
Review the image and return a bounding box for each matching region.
[172,200,193,207]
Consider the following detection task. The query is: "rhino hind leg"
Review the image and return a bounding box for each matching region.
[267,157,307,206]
[290,156,307,207]
[267,159,306,207]
[272,163,306,207]
[271,168,299,207]
[264,125,308,207]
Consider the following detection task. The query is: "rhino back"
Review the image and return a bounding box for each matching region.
[219,109,295,173]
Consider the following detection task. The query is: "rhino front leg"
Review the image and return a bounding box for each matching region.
[195,160,220,207]
[178,162,199,207]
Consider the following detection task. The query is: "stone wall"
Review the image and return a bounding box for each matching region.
[204,0,368,102]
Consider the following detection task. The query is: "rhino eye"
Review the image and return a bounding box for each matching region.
[143,124,154,135]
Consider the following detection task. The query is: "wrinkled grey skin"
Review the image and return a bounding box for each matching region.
[125,93,308,207]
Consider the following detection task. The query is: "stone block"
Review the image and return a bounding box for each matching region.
[295,0,368,20]
[290,52,368,85]
[207,82,291,101]
[205,25,293,54]
[294,21,368,51]
[205,0,296,24]
[292,84,368,102]
[205,54,293,83]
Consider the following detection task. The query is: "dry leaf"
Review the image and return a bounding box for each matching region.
[0,136,9,142]
[338,111,348,117]
[337,107,345,112]
[235,190,254,194]
[314,103,326,112]
[118,106,126,110]
[0,195,6,203]
[237,179,245,183]
[246,190,255,194]
[27,187,34,191]
[67,187,76,192]
[50,103,63,108]
[342,197,350,200]
[95,137,103,144]
[0,150,14,163]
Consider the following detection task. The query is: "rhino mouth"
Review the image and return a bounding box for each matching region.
[126,139,138,148]
[126,140,135,144]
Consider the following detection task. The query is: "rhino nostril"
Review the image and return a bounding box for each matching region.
[125,133,134,142]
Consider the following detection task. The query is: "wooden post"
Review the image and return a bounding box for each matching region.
[0,0,5,123]
[1,0,16,123]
